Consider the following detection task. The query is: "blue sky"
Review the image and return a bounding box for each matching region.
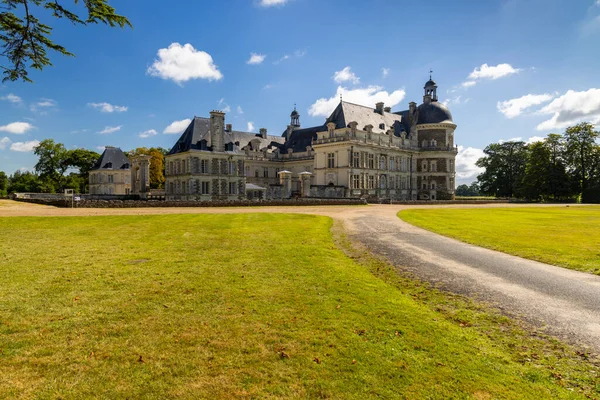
[1,0,600,184]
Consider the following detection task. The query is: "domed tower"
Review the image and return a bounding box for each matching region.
[290,105,300,128]
[423,70,438,103]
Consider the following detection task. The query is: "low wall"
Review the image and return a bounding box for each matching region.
[14,197,367,208]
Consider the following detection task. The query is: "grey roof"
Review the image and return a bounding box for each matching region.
[416,101,453,125]
[326,101,405,135]
[278,125,324,153]
[425,79,437,87]
[92,147,130,170]
[167,117,285,156]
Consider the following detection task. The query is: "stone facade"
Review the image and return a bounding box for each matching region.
[89,146,131,195]
[164,79,457,201]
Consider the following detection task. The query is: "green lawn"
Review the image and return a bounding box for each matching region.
[0,214,598,398]
[399,206,600,275]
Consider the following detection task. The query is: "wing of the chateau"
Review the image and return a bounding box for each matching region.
[92,78,458,201]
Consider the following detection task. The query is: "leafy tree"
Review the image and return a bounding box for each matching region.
[0,170,8,195]
[455,182,481,197]
[126,147,166,189]
[7,169,41,193]
[521,141,551,201]
[67,148,100,192]
[1,0,131,82]
[476,141,529,198]
[33,138,68,192]
[563,123,600,194]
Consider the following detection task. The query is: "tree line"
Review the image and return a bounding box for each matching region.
[474,122,600,202]
[0,139,167,196]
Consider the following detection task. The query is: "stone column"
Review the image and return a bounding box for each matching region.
[299,171,312,197]
[278,170,292,199]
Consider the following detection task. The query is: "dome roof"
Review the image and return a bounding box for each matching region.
[291,109,299,117]
[424,79,437,87]
[417,101,453,125]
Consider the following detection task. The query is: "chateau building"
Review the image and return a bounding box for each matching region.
[89,146,131,195]
[165,78,457,201]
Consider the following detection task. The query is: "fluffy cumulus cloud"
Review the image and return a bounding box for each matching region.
[259,0,288,7]
[247,122,255,132]
[147,43,223,84]
[333,66,360,85]
[308,86,406,118]
[0,136,11,149]
[10,140,40,152]
[247,53,266,65]
[97,125,122,134]
[1,93,22,104]
[497,93,555,118]
[163,118,191,134]
[462,63,522,87]
[138,129,158,138]
[535,88,600,131]
[88,102,128,113]
[456,145,485,183]
[0,121,34,134]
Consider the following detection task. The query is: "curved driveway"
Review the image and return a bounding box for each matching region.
[2,200,600,353]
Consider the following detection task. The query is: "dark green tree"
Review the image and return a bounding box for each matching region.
[455,182,480,197]
[521,141,551,201]
[7,169,41,192]
[476,141,529,198]
[67,148,100,192]
[33,138,68,192]
[1,0,131,82]
[0,170,8,195]
[563,122,600,194]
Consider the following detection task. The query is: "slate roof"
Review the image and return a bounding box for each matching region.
[326,101,405,135]
[416,101,454,125]
[167,117,285,156]
[278,125,325,153]
[91,146,130,170]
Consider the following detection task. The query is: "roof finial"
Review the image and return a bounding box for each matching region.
[294,102,296,111]
[429,69,433,80]
[340,93,343,103]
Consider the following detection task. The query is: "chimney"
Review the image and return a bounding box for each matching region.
[226,123,232,132]
[409,101,417,114]
[384,106,391,113]
[375,102,384,115]
[209,110,225,152]
[259,128,267,139]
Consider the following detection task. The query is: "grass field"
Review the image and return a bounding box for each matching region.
[399,206,600,275]
[0,214,598,398]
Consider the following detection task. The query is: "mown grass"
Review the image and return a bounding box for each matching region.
[399,206,600,275]
[0,214,598,399]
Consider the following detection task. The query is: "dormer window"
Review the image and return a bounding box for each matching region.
[379,123,385,130]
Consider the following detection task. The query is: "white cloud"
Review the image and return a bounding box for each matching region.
[247,53,266,65]
[536,88,600,131]
[147,42,223,84]
[237,106,244,114]
[30,98,57,113]
[88,102,128,113]
[333,66,360,85]
[526,136,545,144]
[273,49,306,65]
[456,145,485,182]
[1,93,22,104]
[138,129,158,138]
[10,140,40,152]
[308,85,406,118]
[462,63,522,87]
[97,125,122,134]
[163,118,191,134]
[382,68,390,78]
[259,0,288,7]
[0,122,35,134]
[96,146,106,151]
[497,93,555,118]
[0,137,11,149]
[247,122,255,132]
[217,98,231,113]
[263,83,274,90]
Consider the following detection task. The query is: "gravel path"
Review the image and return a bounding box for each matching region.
[2,200,599,353]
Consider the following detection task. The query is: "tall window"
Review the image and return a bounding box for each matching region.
[353,152,360,168]
[380,156,386,170]
[430,161,437,172]
[389,158,395,171]
[108,174,114,183]
[201,182,209,194]
[229,182,237,194]
[352,175,360,189]
[263,168,269,178]
[201,160,209,174]
[229,161,237,175]
[422,161,427,172]
[367,175,374,189]
[368,154,374,169]
[327,153,335,168]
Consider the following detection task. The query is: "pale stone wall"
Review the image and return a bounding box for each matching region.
[89,170,131,195]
